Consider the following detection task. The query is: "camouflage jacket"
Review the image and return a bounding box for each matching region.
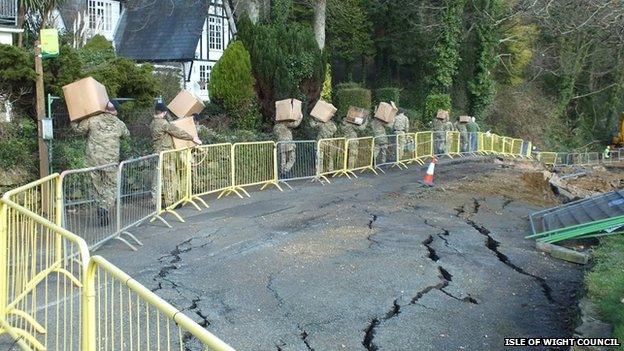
[72,113,130,167]
[310,119,337,140]
[151,117,194,153]
[372,118,392,144]
[433,119,455,132]
[393,113,410,133]
[454,122,468,133]
[273,123,295,152]
[341,118,368,140]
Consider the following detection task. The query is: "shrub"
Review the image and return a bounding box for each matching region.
[209,41,261,129]
[44,45,84,98]
[375,87,401,105]
[91,59,159,105]
[79,35,116,69]
[0,118,38,172]
[335,82,361,90]
[321,64,332,102]
[335,83,372,118]
[0,44,36,109]
[424,93,452,124]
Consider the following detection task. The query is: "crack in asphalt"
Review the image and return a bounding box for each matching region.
[422,235,440,261]
[299,327,315,351]
[461,199,556,304]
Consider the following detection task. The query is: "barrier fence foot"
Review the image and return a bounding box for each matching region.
[192,196,210,209]
[375,167,386,174]
[183,198,202,212]
[313,175,331,184]
[161,208,185,223]
[122,231,144,247]
[260,181,283,192]
[115,236,139,251]
[150,214,172,228]
[279,181,294,190]
[364,167,379,175]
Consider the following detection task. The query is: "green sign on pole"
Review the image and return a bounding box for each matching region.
[40,29,59,59]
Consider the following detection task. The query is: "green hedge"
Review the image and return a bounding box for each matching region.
[375,87,401,105]
[335,83,372,119]
[424,93,452,124]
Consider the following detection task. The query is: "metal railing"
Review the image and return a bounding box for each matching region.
[0,0,17,26]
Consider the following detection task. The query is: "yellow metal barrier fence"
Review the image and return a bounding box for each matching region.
[191,143,235,203]
[345,137,376,177]
[398,133,417,164]
[84,256,234,351]
[414,132,433,164]
[157,148,196,224]
[446,131,461,157]
[502,137,514,156]
[0,182,90,350]
[228,141,281,198]
[511,139,523,157]
[317,138,347,183]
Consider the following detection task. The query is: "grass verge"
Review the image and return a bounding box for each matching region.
[585,234,624,350]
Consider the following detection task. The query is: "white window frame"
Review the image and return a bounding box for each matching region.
[88,0,114,31]
[198,64,211,91]
[208,15,223,51]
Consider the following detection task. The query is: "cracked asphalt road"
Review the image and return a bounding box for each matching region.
[98,158,582,351]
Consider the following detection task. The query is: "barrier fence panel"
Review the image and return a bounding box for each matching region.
[492,135,503,154]
[522,141,531,158]
[588,152,600,165]
[414,132,433,164]
[398,133,417,164]
[191,143,234,202]
[466,132,479,154]
[232,141,281,196]
[512,139,523,156]
[317,138,347,182]
[345,137,376,176]
[478,133,492,154]
[0,190,90,351]
[374,134,405,170]
[276,140,317,185]
[502,137,514,156]
[446,131,461,157]
[85,256,235,351]
[158,148,193,223]
[116,154,161,250]
[61,164,120,251]
[3,174,60,225]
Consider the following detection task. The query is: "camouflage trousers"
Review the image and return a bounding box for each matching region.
[91,168,118,210]
[278,146,296,175]
[434,133,447,155]
[347,139,359,169]
[396,132,408,161]
[317,147,335,174]
[460,132,469,153]
[152,154,187,209]
[374,140,388,165]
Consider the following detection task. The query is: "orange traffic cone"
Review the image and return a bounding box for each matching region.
[422,157,437,187]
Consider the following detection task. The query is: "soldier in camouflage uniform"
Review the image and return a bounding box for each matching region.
[310,117,338,174]
[341,110,368,169]
[454,116,469,153]
[372,117,393,165]
[151,103,202,208]
[393,111,410,161]
[72,101,129,226]
[274,117,302,178]
[433,109,454,155]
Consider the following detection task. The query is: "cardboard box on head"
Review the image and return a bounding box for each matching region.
[310,100,337,122]
[275,99,303,122]
[62,77,110,122]
[374,101,398,124]
[171,117,199,149]
[436,109,450,120]
[346,106,369,126]
[459,115,471,123]
[168,90,205,118]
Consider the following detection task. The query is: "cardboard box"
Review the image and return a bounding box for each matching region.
[62,77,110,121]
[374,101,398,123]
[459,115,471,123]
[436,109,449,120]
[168,90,205,118]
[275,99,303,122]
[171,117,198,149]
[346,106,369,126]
[310,100,337,122]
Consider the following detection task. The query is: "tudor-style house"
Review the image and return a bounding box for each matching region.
[113,0,234,101]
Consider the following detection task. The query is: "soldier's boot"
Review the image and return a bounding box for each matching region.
[97,207,110,227]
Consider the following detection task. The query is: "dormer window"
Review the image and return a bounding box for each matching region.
[88,0,113,31]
